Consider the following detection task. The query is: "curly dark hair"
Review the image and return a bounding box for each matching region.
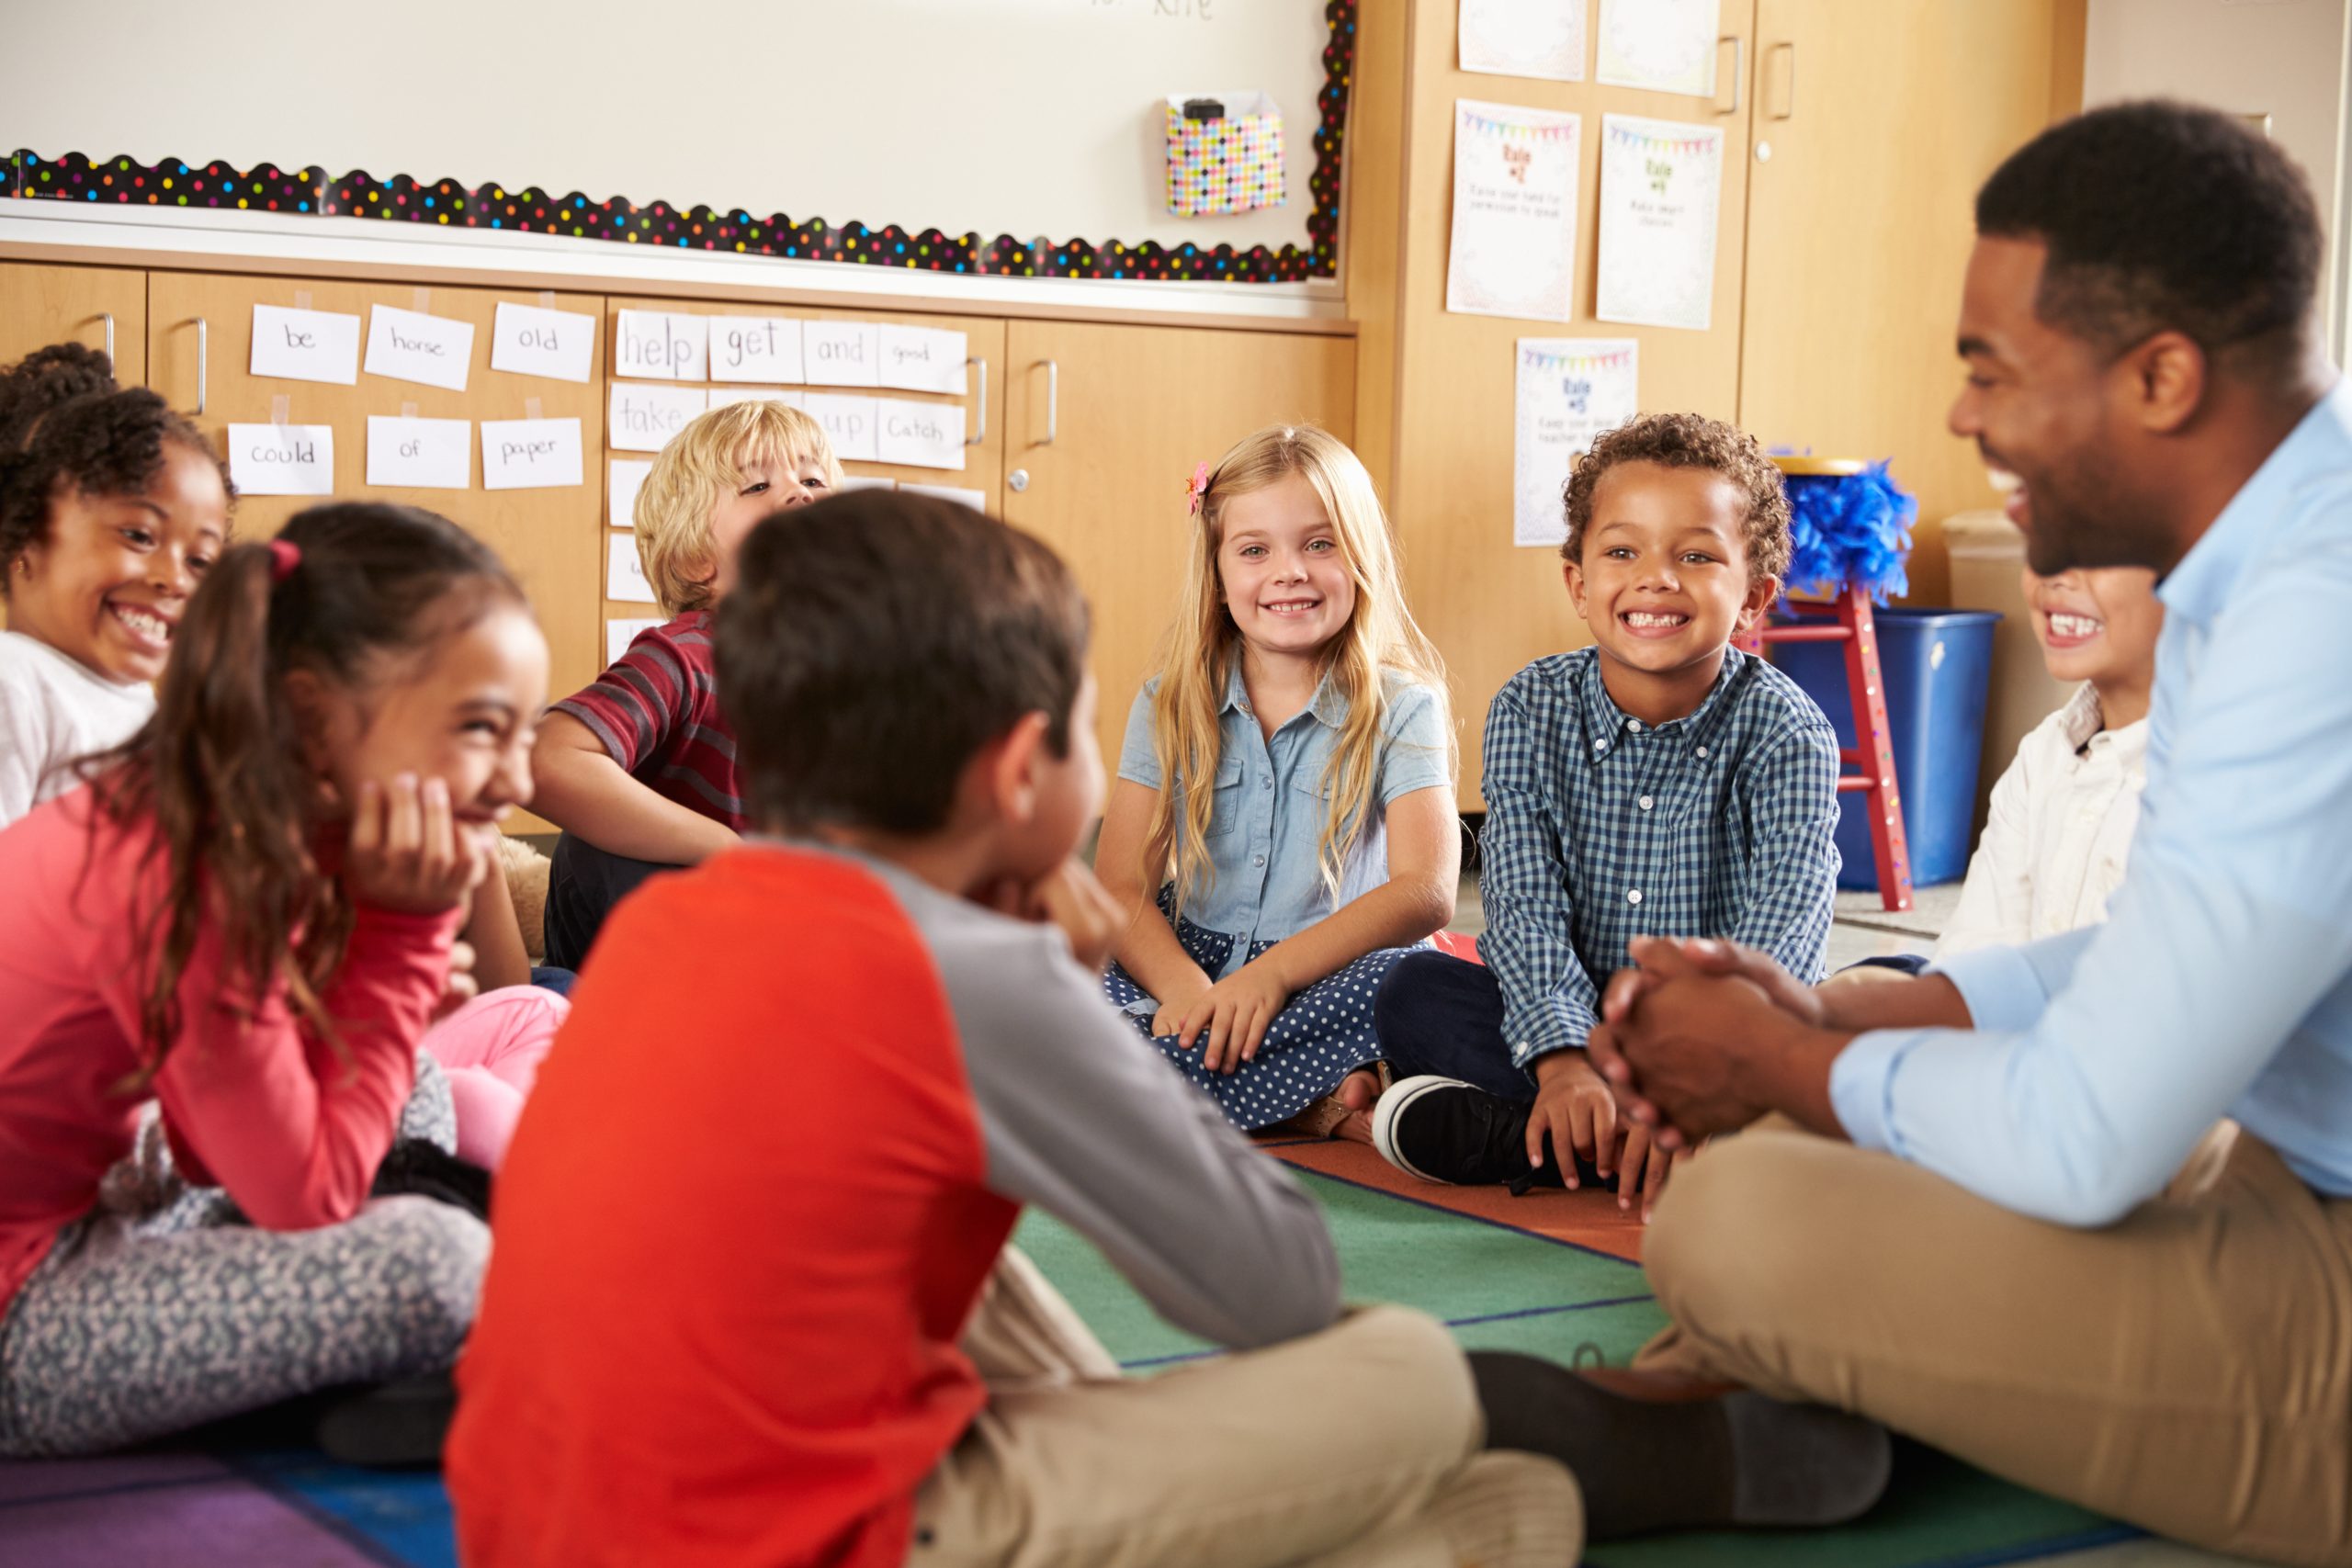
[0,342,232,581]
[1976,100,2321,368]
[1560,412,1792,581]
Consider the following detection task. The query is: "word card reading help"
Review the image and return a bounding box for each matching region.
[481,418,584,491]
[491,301,596,383]
[364,306,474,392]
[250,306,361,386]
[229,423,335,496]
[616,310,709,382]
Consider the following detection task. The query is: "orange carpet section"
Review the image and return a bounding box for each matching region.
[1268,1139,1650,1264]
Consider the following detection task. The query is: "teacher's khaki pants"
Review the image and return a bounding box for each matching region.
[1637,1120,2352,1565]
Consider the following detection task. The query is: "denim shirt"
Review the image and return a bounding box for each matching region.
[1118,665,1453,977]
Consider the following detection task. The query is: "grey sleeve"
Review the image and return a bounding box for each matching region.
[922,908,1342,1350]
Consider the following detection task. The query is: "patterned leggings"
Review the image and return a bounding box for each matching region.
[0,1055,489,1458]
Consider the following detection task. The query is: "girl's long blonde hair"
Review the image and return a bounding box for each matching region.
[1145,424,1453,921]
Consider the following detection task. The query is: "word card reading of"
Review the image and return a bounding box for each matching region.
[876,399,967,471]
[709,317,804,384]
[802,393,879,462]
[367,416,472,490]
[607,534,658,604]
[610,382,709,453]
[606,617,662,664]
[251,306,361,385]
[365,306,474,392]
[481,418,584,491]
[491,301,595,383]
[610,457,653,530]
[803,321,881,389]
[878,326,968,396]
[229,423,335,495]
[615,310,708,381]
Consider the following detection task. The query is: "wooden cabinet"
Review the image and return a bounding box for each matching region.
[999,320,1357,768]
[0,262,146,383]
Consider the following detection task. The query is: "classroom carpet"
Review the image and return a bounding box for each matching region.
[0,1147,2138,1568]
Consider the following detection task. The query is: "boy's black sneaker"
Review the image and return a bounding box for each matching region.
[1373,1076,1568,1190]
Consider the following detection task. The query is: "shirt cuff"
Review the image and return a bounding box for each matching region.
[1827,1029,1913,1152]
[1503,997,1598,1070]
[1928,944,2051,1034]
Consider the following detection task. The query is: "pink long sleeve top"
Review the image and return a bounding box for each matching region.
[0,787,457,1309]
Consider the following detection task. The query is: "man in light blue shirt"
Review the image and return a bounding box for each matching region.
[1466,104,2352,1562]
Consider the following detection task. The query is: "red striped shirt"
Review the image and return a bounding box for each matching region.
[551,612,743,831]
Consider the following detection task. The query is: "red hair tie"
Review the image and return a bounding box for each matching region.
[268,538,301,583]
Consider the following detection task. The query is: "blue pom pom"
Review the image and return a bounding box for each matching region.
[1781,461,1917,604]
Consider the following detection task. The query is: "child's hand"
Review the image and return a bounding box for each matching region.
[1175,961,1293,1075]
[1527,1051,1618,1190]
[345,774,487,917]
[1612,1119,1690,1222]
[1149,970,1215,1041]
[983,859,1125,974]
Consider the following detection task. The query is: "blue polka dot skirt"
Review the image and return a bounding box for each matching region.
[1102,903,1419,1133]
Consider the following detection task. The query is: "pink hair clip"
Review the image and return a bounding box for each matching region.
[1185,460,1213,516]
[268,538,301,582]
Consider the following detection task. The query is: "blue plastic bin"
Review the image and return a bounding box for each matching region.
[1770,608,2002,890]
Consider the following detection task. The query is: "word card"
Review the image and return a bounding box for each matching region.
[367,415,471,490]
[491,301,596,383]
[878,326,968,396]
[481,417,585,491]
[709,316,804,384]
[609,382,709,452]
[228,423,335,495]
[615,310,709,381]
[803,321,881,389]
[364,306,473,392]
[250,305,361,385]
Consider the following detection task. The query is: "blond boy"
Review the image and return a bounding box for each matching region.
[532,401,842,968]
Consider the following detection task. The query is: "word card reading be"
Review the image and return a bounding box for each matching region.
[491,301,595,383]
[367,416,471,490]
[616,310,709,381]
[803,321,881,389]
[364,306,474,392]
[878,326,968,396]
[802,393,879,462]
[229,423,335,495]
[481,418,584,491]
[610,383,709,453]
[710,317,804,384]
[250,306,361,386]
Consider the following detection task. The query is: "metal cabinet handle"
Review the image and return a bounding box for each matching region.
[96,312,115,365]
[190,317,208,415]
[1770,41,1796,121]
[1719,36,1744,116]
[967,356,988,446]
[1037,358,1058,446]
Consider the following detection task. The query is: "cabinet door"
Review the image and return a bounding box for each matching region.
[147,273,608,834]
[601,298,1004,660]
[0,262,147,383]
[1738,0,2075,603]
[999,321,1356,769]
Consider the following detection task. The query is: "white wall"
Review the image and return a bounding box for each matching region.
[0,0,1331,258]
[2083,0,2352,353]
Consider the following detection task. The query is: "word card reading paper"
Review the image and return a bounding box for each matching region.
[876,399,967,471]
[229,424,335,495]
[802,393,879,463]
[491,301,595,383]
[615,310,708,382]
[709,317,804,384]
[878,326,968,396]
[367,416,471,490]
[609,382,709,453]
[364,306,474,392]
[607,534,659,604]
[481,418,584,491]
[803,321,881,389]
[250,306,361,386]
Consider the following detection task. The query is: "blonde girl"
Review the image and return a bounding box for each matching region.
[1095,425,1458,1139]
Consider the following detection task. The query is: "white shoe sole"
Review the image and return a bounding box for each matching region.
[1370,1075,1477,1185]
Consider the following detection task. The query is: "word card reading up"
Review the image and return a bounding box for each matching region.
[802,393,879,462]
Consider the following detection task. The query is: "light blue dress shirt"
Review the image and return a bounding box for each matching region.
[1117,663,1453,978]
[1830,379,2352,1226]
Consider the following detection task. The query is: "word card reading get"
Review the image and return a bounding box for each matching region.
[250,306,361,386]
[801,393,879,462]
[803,321,881,389]
[709,317,804,384]
[229,423,335,495]
[491,301,595,383]
[876,399,967,471]
[610,382,709,452]
[481,418,584,491]
[616,310,708,381]
[609,457,652,530]
[878,326,968,396]
[364,306,474,392]
[607,534,659,604]
[367,416,471,490]
[606,617,662,664]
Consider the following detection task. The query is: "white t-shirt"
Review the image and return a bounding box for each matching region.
[1935,682,2148,958]
[0,631,155,829]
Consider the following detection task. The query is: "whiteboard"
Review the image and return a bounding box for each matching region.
[1,0,1338,272]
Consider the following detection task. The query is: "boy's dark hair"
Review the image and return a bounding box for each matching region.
[716,490,1091,837]
[1560,412,1792,581]
[0,342,233,578]
[92,502,522,1074]
[1975,100,2321,371]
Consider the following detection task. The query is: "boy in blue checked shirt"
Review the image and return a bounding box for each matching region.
[1370,413,1840,1216]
